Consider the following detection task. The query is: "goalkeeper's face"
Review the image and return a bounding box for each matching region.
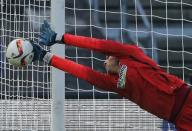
[104,56,119,74]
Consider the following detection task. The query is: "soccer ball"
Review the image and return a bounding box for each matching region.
[6,38,34,67]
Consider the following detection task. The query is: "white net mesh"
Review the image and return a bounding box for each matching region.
[0,0,51,130]
[1,0,191,130]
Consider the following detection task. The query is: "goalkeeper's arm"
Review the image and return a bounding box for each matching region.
[62,34,143,57]
[32,43,121,93]
[39,20,158,67]
[43,52,122,94]
[61,34,159,68]
[39,20,143,57]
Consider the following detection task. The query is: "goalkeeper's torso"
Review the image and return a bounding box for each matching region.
[118,55,186,121]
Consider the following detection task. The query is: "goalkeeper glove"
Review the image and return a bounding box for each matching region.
[31,41,47,62]
[39,20,58,46]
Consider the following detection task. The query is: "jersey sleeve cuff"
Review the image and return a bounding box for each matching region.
[55,34,64,43]
[43,52,53,64]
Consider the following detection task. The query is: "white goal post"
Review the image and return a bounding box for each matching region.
[50,0,65,131]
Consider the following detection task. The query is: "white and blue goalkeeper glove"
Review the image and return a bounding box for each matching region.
[39,20,57,46]
[31,41,47,62]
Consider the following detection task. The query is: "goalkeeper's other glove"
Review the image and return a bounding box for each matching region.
[31,41,47,62]
[39,20,58,46]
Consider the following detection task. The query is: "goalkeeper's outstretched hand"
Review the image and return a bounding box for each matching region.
[30,40,47,62]
[39,20,57,46]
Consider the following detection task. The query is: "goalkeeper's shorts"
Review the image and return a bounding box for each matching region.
[175,88,192,131]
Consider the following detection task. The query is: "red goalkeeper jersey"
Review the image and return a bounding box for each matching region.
[50,34,186,122]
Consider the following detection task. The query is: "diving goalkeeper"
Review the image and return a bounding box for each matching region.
[32,21,192,131]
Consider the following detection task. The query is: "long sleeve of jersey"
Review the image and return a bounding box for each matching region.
[50,54,121,94]
[62,33,142,57]
[62,33,158,67]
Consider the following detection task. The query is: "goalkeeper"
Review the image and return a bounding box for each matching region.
[33,21,192,131]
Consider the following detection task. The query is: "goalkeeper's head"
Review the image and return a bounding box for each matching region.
[104,56,119,74]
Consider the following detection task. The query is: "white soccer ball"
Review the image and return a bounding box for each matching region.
[6,38,34,67]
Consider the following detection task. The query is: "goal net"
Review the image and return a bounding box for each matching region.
[1,0,191,130]
[0,0,51,130]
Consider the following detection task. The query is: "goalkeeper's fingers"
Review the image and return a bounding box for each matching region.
[39,35,48,45]
[40,20,50,33]
[43,20,51,30]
